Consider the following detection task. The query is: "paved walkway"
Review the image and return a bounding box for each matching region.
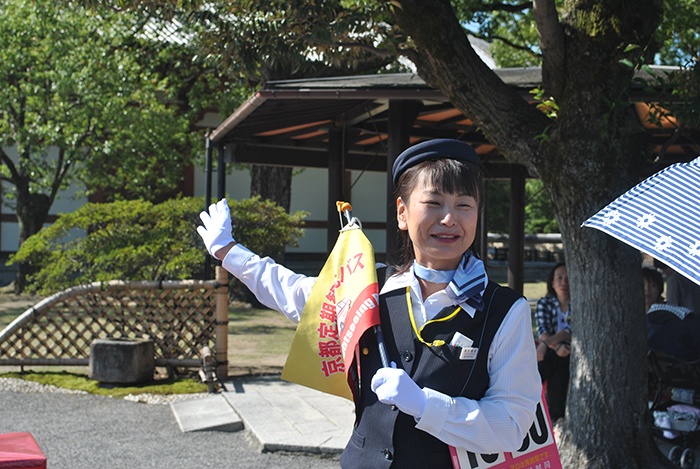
[170,375,354,455]
[0,376,348,469]
[222,376,354,453]
[3,373,699,468]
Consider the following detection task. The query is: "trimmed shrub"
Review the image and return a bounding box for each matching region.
[10,196,307,296]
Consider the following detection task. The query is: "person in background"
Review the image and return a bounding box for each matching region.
[534,262,571,423]
[197,139,541,468]
[644,266,700,363]
[642,267,664,312]
[654,259,700,312]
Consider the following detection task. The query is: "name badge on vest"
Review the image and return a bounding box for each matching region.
[459,347,479,360]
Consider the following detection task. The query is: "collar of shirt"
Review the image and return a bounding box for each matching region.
[381,268,477,327]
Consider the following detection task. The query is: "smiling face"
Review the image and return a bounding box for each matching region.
[397,172,479,270]
[393,158,484,272]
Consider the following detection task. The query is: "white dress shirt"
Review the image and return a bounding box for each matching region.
[222,243,541,454]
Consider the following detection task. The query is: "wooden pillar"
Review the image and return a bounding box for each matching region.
[204,136,214,275]
[386,101,415,265]
[508,165,526,295]
[215,266,229,380]
[216,143,226,200]
[204,136,213,206]
[327,126,345,252]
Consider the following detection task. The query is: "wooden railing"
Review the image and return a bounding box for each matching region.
[0,270,230,377]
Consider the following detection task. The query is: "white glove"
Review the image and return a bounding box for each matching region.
[371,363,426,418]
[197,199,235,257]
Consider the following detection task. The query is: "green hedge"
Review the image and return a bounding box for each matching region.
[10,196,307,295]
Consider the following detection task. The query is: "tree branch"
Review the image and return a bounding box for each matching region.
[50,148,69,203]
[391,0,551,171]
[532,0,566,99]
[470,31,541,59]
[473,1,532,13]
[333,41,397,59]
[0,146,21,183]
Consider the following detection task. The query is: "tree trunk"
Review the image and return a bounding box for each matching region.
[246,165,293,307]
[14,184,52,293]
[250,165,292,212]
[550,137,661,467]
[392,0,669,466]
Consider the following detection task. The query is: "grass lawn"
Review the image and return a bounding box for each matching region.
[0,294,42,331]
[227,305,297,376]
[0,370,208,396]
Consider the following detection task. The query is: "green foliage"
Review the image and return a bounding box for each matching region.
[475,8,542,68]
[229,196,308,260]
[655,0,700,67]
[524,179,559,234]
[9,198,204,293]
[529,87,559,119]
[0,371,207,397]
[485,179,558,234]
[79,0,409,84]
[9,196,307,295]
[0,0,197,204]
[485,180,510,234]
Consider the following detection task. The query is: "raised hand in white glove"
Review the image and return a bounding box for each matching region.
[197,198,235,258]
[370,362,426,418]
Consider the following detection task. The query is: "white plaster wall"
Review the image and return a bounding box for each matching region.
[3,148,389,256]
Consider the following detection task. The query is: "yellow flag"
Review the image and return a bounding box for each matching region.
[282,226,381,400]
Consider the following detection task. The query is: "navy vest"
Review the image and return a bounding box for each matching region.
[340,279,521,469]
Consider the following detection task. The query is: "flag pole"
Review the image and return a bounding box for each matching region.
[336,202,390,368]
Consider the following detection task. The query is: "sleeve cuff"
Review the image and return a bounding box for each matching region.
[415,387,452,433]
[221,243,256,274]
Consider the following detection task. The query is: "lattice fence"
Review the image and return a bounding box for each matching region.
[0,279,222,369]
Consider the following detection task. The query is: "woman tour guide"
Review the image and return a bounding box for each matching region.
[197,139,541,468]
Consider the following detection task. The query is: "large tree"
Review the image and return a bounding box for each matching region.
[80,0,404,210]
[0,0,239,291]
[385,2,697,466]
[76,0,700,466]
[391,2,664,466]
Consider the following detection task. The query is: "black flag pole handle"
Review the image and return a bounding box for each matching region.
[374,326,390,368]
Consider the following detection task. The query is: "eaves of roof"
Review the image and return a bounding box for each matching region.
[209,66,696,173]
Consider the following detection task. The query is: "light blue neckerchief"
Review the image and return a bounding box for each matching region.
[413,253,488,311]
[413,261,455,284]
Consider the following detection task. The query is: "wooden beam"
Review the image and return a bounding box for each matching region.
[386,100,421,265]
[327,127,345,252]
[231,142,387,172]
[508,164,526,294]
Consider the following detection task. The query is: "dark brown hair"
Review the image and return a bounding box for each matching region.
[642,267,664,300]
[546,262,567,297]
[392,158,485,273]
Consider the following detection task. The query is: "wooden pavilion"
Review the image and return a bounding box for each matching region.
[205,67,699,293]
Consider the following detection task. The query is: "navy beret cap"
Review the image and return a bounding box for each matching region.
[392,139,478,185]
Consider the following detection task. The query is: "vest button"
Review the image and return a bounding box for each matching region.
[390,405,398,411]
[382,448,393,460]
[403,351,413,362]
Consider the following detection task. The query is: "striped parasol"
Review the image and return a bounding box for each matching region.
[582,157,700,287]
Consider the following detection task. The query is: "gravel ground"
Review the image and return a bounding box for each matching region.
[0,377,340,469]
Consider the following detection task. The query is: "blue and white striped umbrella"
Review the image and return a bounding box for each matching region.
[582,157,700,287]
